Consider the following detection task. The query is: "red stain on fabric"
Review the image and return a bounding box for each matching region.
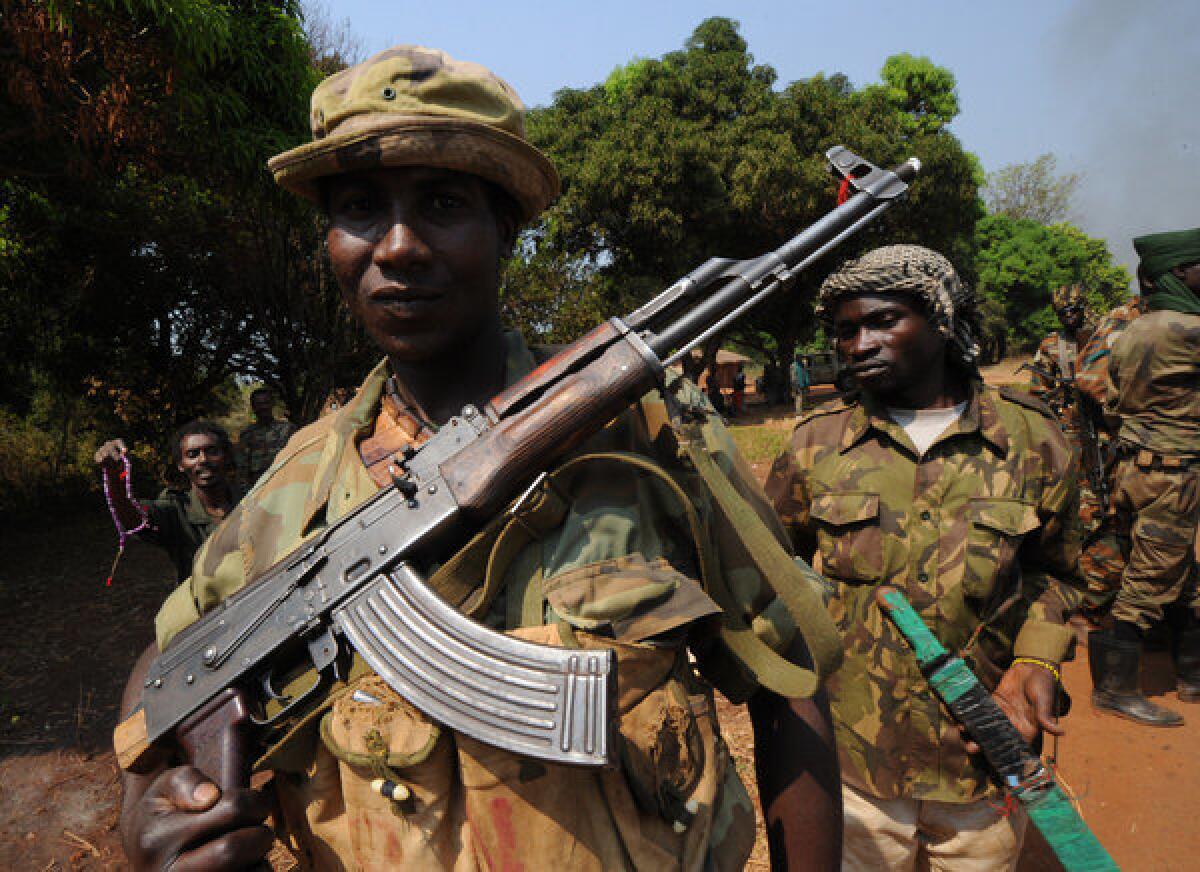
[490,797,525,872]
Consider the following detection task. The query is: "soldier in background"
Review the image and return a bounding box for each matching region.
[1028,283,1092,427]
[1089,228,1200,727]
[95,421,241,583]
[236,386,295,488]
[767,245,1081,870]
[1072,279,1150,617]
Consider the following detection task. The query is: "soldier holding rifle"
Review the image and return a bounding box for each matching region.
[116,46,846,870]
[766,246,1082,870]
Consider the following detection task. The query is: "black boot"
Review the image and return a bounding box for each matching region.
[1172,625,1200,703]
[1089,631,1184,726]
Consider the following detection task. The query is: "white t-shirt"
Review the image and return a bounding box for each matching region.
[886,402,968,456]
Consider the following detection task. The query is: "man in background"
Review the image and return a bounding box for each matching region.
[236,386,295,488]
[1089,228,1200,727]
[95,421,241,583]
[767,245,1081,871]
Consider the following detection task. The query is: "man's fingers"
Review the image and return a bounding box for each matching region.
[1031,683,1066,737]
[159,767,222,812]
[169,825,275,872]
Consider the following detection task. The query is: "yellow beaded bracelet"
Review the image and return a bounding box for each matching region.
[1012,656,1061,684]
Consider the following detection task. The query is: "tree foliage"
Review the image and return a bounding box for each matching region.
[974,213,1130,349]
[982,153,1081,225]
[522,18,981,380]
[0,0,376,504]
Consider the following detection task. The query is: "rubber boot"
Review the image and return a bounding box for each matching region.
[1089,631,1184,726]
[1172,626,1200,703]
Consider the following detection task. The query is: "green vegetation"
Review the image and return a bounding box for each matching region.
[975,214,1130,350]
[525,18,982,383]
[0,12,1132,517]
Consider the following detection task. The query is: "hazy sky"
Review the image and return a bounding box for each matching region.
[323,0,1198,278]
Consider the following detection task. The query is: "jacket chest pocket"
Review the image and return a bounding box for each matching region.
[810,492,883,583]
[963,498,1040,599]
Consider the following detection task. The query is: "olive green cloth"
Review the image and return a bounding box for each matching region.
[1133,228,1200,315]
[140,486,240,583]
[1108,309,1200,455]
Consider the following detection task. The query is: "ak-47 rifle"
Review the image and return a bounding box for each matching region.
[1021,361,1111,512]
[114,147,919,794]
[877,588,1119,872]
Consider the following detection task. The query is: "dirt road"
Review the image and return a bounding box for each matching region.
[2,512,1196,870]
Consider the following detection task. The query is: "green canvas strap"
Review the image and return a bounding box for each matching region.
[425,431,841,698]
[678,435,843,697]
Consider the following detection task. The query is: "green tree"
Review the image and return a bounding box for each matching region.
[974,213,1130,350]
[983,154,1081,225]
[524,18,981,381]
[0,0,333,505]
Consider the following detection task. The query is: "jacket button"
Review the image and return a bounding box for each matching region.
[920,510,932,521]
[917,571,929,583]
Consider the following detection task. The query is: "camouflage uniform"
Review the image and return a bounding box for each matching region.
[237,418,296,488]
[156,331,803,871]
[1072,298,1147,607]
[765,381,1080,803]
[1107,309,1200,631]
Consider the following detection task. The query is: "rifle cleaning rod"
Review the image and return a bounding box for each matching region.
[649,158,919,362]
[661,199,892,367]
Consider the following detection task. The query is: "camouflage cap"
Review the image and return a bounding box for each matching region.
[817,244,981,368]
[1051,283,1086,312]
[268,46,560,222]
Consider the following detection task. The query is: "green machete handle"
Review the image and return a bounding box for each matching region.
[875,586,1120,872]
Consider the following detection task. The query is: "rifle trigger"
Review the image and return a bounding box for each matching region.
[260,670,292,704]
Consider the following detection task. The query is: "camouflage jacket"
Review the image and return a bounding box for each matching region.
[237,418,296,488]
[765,381,1081,803]
[1108,309,1200,456]
[155,332,799,870]
[1075,298,1145,412]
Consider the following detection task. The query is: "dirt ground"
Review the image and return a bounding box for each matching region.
[2,502,1197,870]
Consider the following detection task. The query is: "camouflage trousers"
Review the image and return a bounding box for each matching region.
[1110,459,1200,631]
[1077,481,1126,612]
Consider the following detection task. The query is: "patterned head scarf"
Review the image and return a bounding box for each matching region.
[817,244,981,369]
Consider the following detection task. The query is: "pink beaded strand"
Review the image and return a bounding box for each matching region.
[103,451,149,586]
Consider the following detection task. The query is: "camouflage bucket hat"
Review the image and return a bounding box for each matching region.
[1052,283,1085,311]
[268,46,560,222]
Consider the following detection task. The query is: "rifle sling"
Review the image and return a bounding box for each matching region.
[430,439,840,699]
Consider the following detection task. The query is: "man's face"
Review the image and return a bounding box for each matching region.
[250,391,274,422]
[325,166,508,363]
[831,293,947,402]
[1172,261,1200,293]
[1056,303,1086,332]
[177,433,228,489]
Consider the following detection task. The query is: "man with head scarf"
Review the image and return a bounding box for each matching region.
[765,244,1083,871]
[1088,228,1200,727]
[114,46,842,870]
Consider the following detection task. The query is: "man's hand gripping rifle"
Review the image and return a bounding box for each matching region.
[114,147,920,795]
